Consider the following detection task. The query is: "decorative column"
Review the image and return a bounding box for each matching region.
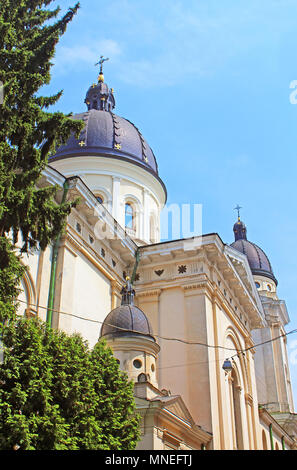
[111,280,120,310]
[244,393,254,450]
[143,188,150,242]
[112,177,121,222]
[228,375,237,449]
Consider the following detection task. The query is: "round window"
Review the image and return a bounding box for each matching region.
[267,284,272,291]
[255,282,260,289]
[133,359,142,369]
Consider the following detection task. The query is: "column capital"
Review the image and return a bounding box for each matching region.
[112,176,121,182]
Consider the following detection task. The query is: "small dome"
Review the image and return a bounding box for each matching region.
[231,238,277,285]
[230,213,277,285]
[100,304,155,340]
[100,278,155,340]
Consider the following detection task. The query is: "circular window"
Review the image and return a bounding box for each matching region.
[267,284,272,291]
[255,282,260,289]
[133,359,142,369]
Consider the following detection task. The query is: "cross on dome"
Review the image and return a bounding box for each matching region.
[84,57,115,112]
[234,204,242,220]
[95,55,109,82]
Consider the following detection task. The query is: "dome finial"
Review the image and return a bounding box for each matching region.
[120,277,135,306]
[233,205,247,241]
[234,204,242,221]
[95,55,109,82]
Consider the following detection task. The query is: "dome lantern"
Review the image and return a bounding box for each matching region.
[85,56,115,112]
[233,204,247,241]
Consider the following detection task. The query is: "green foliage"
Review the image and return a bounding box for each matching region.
[0,0,84,323]
[0,238,25,324]
[0,0,84,252]
[0,317,141,450]
[0,1,141,451]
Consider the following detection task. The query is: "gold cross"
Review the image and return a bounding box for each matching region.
[114,143,122,150]
[79,140,86,147]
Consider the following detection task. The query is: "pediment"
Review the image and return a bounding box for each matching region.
[151,395,194,425]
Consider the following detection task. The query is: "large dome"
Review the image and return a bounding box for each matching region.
[49,68,162,184]
[50,109,158,175]
[230,218,277,285]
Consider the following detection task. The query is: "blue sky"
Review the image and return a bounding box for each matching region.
[46,0,297,404]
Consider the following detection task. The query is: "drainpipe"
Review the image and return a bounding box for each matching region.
[46,179,71,328]
[131,247,140,285]
[269,424,274,450]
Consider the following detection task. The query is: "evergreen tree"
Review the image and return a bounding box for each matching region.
[0,317,141,450]
[0,0,84,322]
[0,0,141,451]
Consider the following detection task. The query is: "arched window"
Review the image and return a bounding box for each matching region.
[17,268,37,318]
[96,194,104,204]
[262,430,268,450]
[125,203,134,230]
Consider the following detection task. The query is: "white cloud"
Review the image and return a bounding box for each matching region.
[53,39,122,73]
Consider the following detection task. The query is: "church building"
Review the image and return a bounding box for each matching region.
[19,61,297,450]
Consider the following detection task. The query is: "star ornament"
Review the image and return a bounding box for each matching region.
[78,140,86,147]
[114,143,122,150]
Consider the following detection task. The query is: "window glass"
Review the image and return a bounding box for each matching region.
[125,203,134,229]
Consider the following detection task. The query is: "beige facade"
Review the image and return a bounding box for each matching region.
[17,163,297,450]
